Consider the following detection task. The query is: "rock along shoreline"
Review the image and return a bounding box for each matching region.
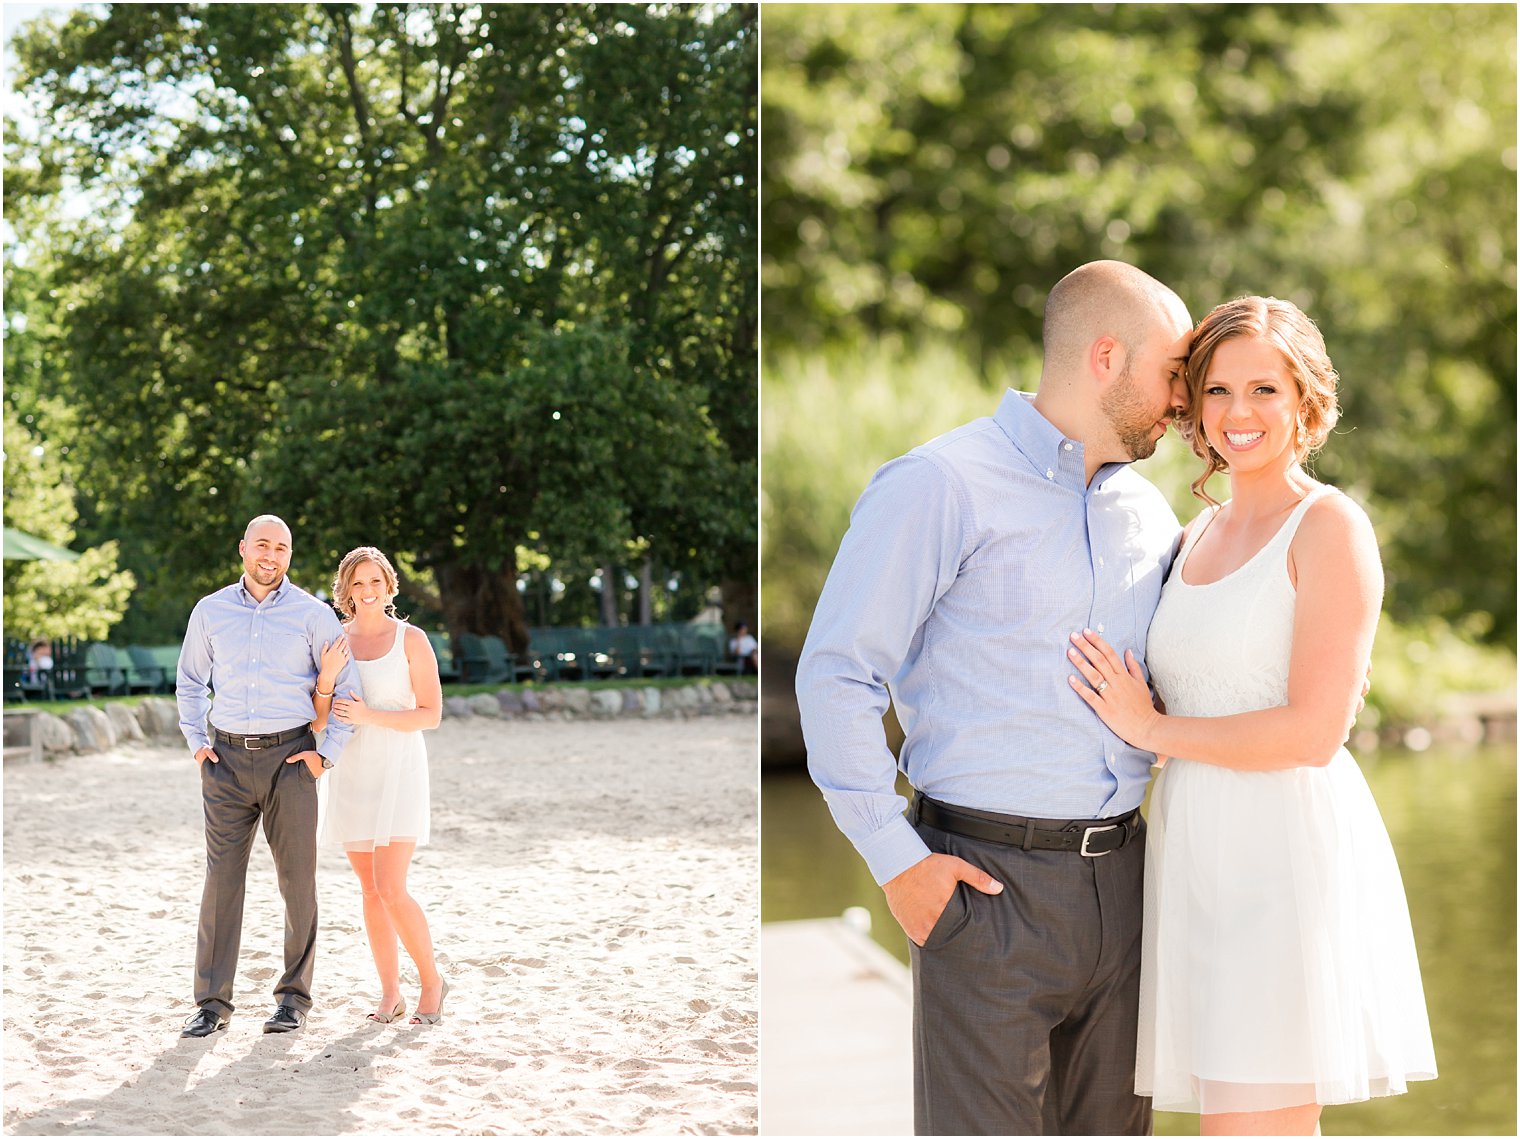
[13,679,760,758]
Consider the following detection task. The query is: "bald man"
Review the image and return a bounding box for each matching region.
[797,262,1192,1134]
[176,515,362,1038]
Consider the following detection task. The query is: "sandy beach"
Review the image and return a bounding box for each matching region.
[3,714,758,1135]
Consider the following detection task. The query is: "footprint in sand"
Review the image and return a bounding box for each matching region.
[688,999,712,1013]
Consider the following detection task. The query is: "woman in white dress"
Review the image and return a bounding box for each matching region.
[1067,297,1435,1135]
[313,546,448,1025]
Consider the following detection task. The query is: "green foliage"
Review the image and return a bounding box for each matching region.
[2,406,136,640]
[1362,615,1518,735]
[762,340,1015,647]
[762,2,1516,646]
[5,3,755,645]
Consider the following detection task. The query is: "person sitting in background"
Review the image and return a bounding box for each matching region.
[729,621,758,674]
[27,639,53,683]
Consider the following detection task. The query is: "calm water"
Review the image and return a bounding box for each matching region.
[762,745,1516,1136]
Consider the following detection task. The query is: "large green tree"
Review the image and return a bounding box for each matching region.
[762,3,1515,645]
[6,2,756,651]
[2,405,137,640]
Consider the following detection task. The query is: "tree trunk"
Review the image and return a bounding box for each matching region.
[598,563,619,626]
[434,560,530,657]
[721,575,758,634]
[638,560,654,626]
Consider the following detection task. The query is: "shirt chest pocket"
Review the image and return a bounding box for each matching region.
[955,530,1097,635]
[253,629,314,681]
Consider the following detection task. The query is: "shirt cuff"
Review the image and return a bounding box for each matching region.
[857,813,933,887]
[185,732,210,755]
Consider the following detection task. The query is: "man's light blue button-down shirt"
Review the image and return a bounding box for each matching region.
[177,576,363,765]
[796,390,1182,886]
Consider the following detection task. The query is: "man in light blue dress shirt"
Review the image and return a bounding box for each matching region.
[176,514,362,1038]
[797,261,1193,1134]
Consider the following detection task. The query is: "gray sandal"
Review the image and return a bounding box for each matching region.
[366,999,405,1024]
[409,978,450,1025]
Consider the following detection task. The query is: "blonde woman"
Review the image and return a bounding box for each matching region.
[314,546,448,1025]
[1068,297,1435,1134]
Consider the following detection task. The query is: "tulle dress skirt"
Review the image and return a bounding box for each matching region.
[318,722,430,853]
[1137,749,1437,1113]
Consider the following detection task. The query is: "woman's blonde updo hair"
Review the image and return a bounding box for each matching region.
[1176,295,1340,504]
[332,546,401,619]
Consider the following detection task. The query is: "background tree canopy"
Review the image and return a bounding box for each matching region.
[762,2,1516,654]
[5,2,756,652]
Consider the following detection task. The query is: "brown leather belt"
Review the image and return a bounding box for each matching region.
[911,792,1141,857]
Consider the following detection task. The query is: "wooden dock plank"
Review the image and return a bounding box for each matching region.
[761,917,912,1135]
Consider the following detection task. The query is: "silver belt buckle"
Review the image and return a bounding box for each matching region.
[1079,823,1119,857]
[243,735,263,750]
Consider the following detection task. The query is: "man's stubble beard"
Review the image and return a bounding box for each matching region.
[1101,362,1164,462]
[249,565,286,587]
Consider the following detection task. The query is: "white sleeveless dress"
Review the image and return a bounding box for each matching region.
[1137,486,1436,1114]
[318,621,431,852]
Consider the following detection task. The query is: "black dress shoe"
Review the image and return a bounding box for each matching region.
[181,1008,229,1038]
[262,1003,306,1034]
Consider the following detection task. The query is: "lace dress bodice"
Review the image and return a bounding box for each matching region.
[352,622,418,714]
[1146,487,1335,719]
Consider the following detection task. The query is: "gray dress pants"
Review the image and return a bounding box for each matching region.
[909,812,1150,1136]
[195,730,320,1017]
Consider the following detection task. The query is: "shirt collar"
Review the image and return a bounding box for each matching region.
[237,574,292,607]
[993,389,1128,494]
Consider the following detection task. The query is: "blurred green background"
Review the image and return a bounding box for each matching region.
[762,2,1514,680]
[759,4,1515,1135]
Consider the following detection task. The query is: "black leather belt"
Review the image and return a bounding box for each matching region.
[912,792,1141,857]
[213,725,311,751]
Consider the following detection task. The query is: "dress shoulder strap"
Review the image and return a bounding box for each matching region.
[1176,503,1223,571]
[1276,484,1340,550]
